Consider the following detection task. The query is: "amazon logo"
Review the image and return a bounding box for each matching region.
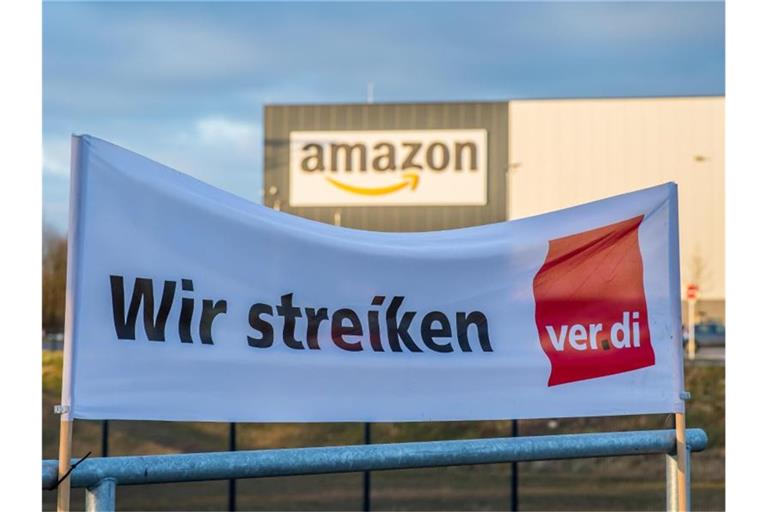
[298,139,478,196]
[288,130,488,206]
[326,173,420,196]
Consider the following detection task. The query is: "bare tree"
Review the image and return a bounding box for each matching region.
[688,251,710,293]
[42,227,67,333]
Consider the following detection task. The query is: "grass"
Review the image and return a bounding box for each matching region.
[42,351,724,511]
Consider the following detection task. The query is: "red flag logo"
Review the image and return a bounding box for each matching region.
[533,216,655,386]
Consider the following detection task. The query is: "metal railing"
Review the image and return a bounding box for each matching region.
[43,428,707,512]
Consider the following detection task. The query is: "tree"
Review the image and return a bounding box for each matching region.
[42,227,67,333]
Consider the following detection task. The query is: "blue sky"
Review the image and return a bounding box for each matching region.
[43,1,724,233]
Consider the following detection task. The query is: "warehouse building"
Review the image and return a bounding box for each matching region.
[264,97,724,323]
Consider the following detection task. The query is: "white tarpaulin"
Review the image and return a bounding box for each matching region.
[62,135,684,422]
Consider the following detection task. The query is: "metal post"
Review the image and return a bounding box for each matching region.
[665,453,678,512]
[101,420,109,458]
[363,423,371,512]
[228,423,237,511]
[684,442,692,511]
[510,420,518,511]
[666,424,692,512]
[85,477,116,512]
[42,429,708,492]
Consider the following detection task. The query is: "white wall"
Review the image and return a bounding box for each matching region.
[507,97,724,300]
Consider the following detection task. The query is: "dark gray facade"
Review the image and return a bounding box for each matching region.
[263,102,509,231]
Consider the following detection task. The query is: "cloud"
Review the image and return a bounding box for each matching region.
[44,3,260,84]
[43,136,71,176]
[524,2,723,43]
[43,173,70,233]
[194,117,261,150]
[42,115,264,234]
[98,116,262,197]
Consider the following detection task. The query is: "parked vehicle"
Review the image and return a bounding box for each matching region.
[694,322,725,347]
[42,331,64,351]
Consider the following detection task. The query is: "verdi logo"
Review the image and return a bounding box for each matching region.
[533,216,655,386]
[289,130,488,206]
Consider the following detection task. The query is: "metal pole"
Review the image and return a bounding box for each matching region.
[101,420,109,458]
[684,441,692,510]
[363,423,371,512]
[666,426,692,512]
[85,477,116,512]
[665,452,679,512]
[510,420,518,511]
[675,412,689,512]
[228,423,237,511]
[42,429,708,490]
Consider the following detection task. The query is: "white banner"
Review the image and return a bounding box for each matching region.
[289,130,487,206]
[62,135,684,422]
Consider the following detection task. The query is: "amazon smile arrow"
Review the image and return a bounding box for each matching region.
[325,173,420,196]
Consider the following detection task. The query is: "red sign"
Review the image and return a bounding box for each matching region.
[686,284,699,300]
[533,216,655,386]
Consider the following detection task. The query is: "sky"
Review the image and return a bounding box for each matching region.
[43,1,725,233]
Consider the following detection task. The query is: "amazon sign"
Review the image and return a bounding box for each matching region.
[288,130,488,206]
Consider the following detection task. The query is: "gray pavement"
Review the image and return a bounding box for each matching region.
[692,346,725,365]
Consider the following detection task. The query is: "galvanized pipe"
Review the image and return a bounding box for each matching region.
[42,428,707,491]
[85,478,116,512]
[665,452,679,511]
[665,432,694,511]
[685,442,692,511]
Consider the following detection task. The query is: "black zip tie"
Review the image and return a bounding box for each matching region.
[53,451,92,489]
